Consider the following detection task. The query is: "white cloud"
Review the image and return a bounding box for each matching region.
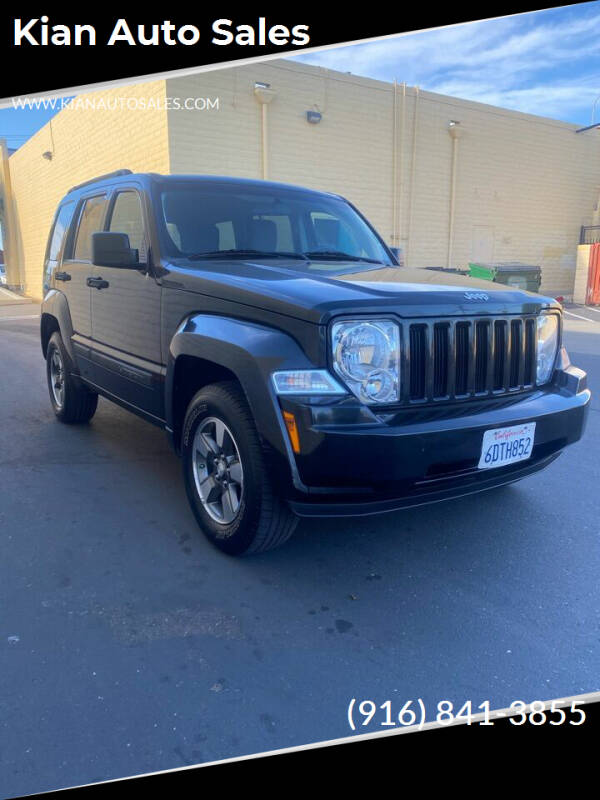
[430,81,600,119]
[288,5,600,123]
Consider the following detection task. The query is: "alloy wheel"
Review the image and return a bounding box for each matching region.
[192,417,244,524]
[50,348,65,408]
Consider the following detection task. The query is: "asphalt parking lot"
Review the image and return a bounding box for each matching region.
[1,301,599,796]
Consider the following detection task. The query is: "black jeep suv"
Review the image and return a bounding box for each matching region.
[41,170,590,554]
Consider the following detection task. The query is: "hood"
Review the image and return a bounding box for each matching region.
[162,259,558,324]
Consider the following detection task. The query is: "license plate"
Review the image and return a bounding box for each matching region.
[478,423,536,470]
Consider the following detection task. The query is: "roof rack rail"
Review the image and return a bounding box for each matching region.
[68,169,132,194]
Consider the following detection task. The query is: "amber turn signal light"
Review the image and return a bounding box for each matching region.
[283,411,301,454]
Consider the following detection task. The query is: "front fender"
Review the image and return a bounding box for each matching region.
[167,314,319,493]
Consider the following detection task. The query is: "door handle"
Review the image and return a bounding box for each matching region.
[54,271,71,282]
[87,277,110,290]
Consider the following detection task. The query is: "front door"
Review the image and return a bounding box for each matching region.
[89,187,164,419]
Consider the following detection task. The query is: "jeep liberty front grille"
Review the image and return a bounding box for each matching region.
[403,315,537,403]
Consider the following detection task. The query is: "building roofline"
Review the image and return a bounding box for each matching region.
[262,58,584,131]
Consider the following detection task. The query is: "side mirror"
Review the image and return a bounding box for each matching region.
[91,231,138,268]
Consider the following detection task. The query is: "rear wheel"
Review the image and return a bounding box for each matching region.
[46,331,98,424]
[181,382,298,555]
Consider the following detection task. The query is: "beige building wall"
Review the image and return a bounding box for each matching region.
[167,60,600,297]
[573,245,592,304]
[0,139,20,286]
[8,81,170,299]
[7,59,600,300]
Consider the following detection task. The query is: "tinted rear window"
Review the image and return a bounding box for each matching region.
[73,195,107,261]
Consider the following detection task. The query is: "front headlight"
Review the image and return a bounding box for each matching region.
[536,313,559,385]
[331,319,400,404]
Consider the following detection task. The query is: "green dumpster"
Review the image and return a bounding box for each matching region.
[468,262,542,292]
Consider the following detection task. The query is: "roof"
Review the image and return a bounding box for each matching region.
[64,171,340,200]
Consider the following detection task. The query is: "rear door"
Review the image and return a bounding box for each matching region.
[58,192,108,341]
[43,200,76,296]
[89,186,164,419]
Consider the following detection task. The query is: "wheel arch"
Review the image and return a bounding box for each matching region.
[170,355,242,451]
[40,313,60,358]
[40,290,76,362]
[167,314,317,494]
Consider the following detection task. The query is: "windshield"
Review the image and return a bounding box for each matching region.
[155,182,394,268]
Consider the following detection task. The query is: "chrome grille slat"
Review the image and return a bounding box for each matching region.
[518,319,527,388]
[455,323,469,396]
[502,319,512,390]
[466,321,477,395]
[424,324,435,400]
[433,323,449,398]
[493,321,506,391]
[446,320,456,399]
[509,319,520,388]
[485,319,495,392]
[404,315,537,403]
[474,321,488,393]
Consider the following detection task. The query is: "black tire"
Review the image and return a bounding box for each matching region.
[46,331,98,424]
[181,381,298,555]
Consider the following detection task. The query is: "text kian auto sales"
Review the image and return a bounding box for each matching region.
[13,17,311,47]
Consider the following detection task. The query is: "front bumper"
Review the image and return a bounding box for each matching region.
[277,365,590,517]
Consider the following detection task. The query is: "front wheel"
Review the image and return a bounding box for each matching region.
[181,382,298,555]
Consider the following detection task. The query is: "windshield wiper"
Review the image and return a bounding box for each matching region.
[183,248,386,265]
[302,250,384,264]
[185,249,308,260]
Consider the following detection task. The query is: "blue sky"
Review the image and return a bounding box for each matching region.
[0,3,599,152]
[0,101,73,151]
[288,3,600,126]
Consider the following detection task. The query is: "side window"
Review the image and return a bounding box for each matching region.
[44,202,75,291]
[73,195,107,261]
[108,191,147,262]
[47,202,75,262]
